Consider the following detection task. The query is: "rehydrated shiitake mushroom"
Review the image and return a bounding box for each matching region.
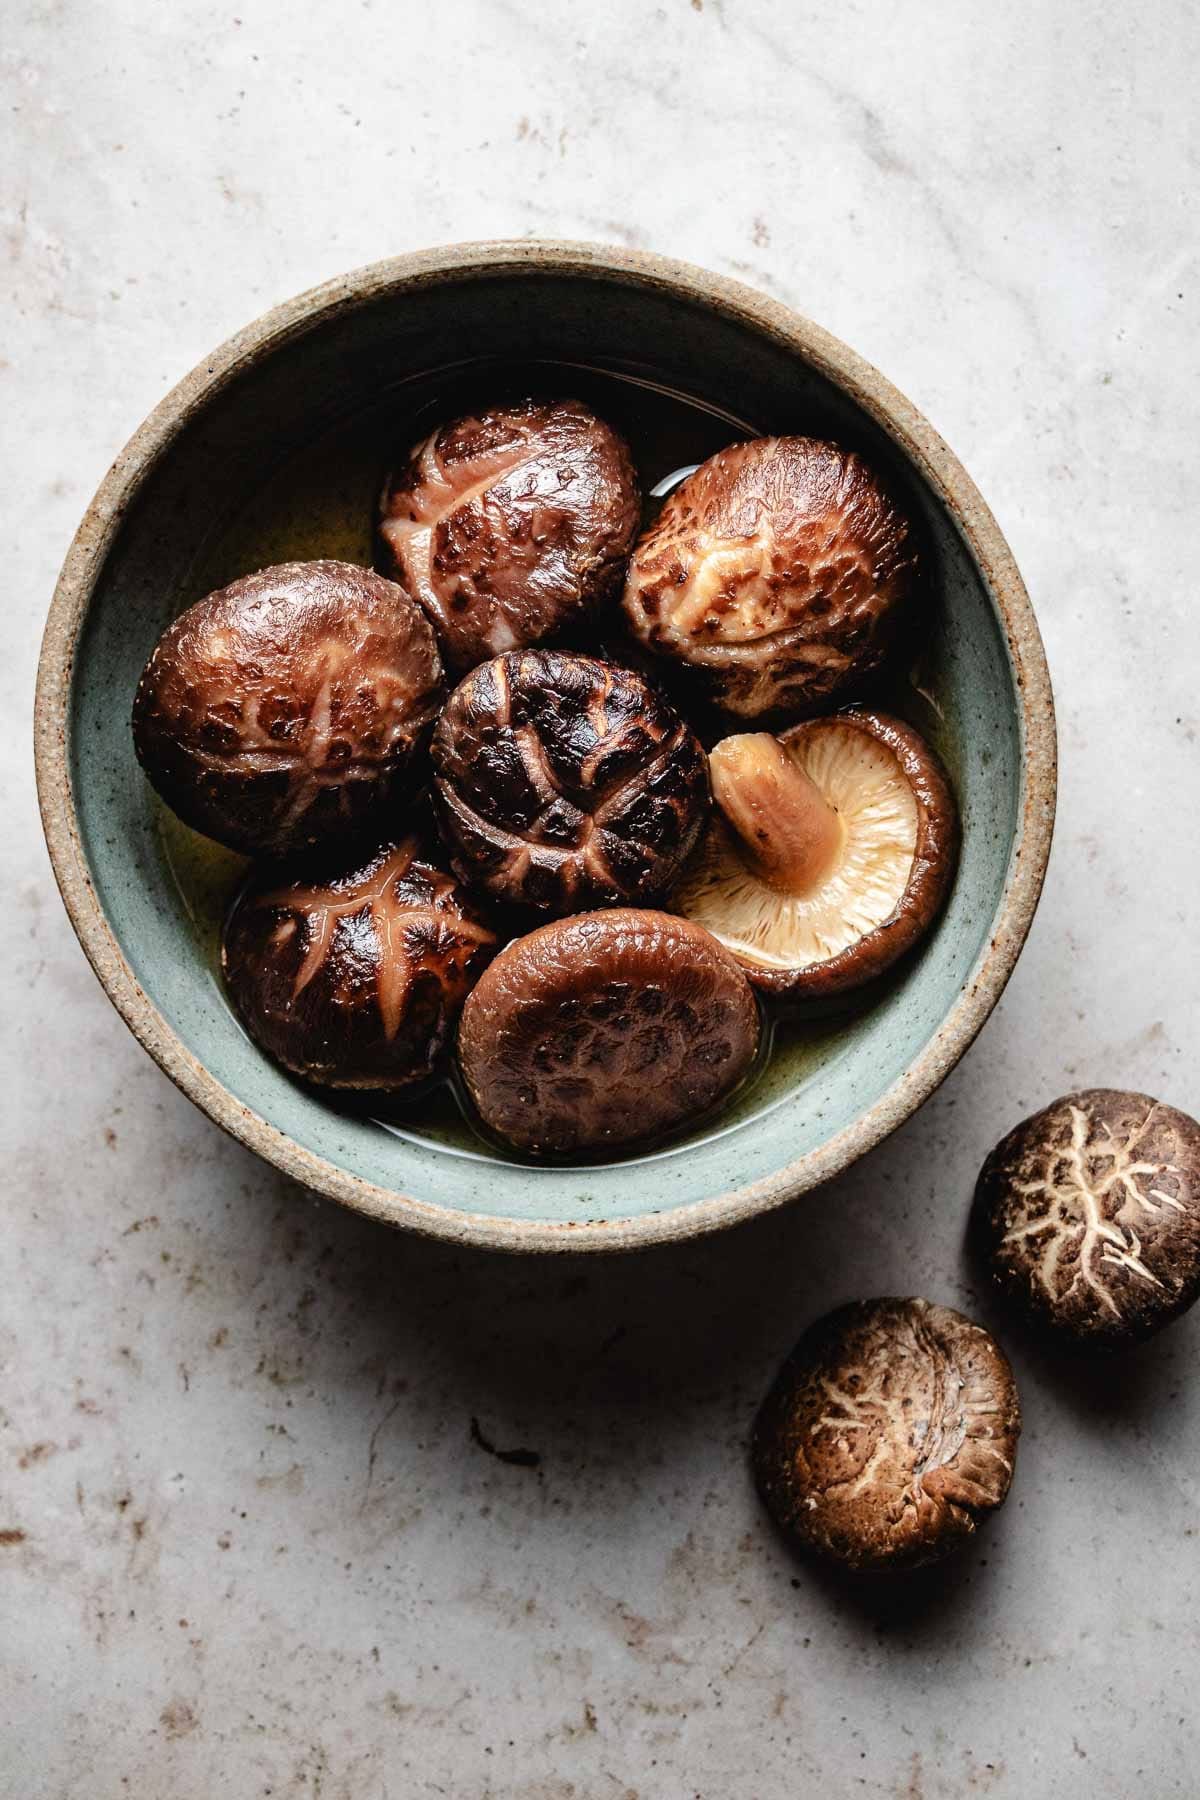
[222,836,497,1091]
[674,711,957,1001]
[432,649,710,915]
[133,561,444,856]
[753,1298,1021,1573]
[379,397,640,674]
[975,1090,1200,1350]
[457,909,759,1155]
[622,435,920,720]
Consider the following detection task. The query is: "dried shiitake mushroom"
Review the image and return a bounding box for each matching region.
[133,561,444,857]
[674,711,957,1001]
[222,837,497,1091]
[622,435,920,720]
[975,1089,1200,1350]
[753,1298,1021,1573]
[457,909,759,1155]
[380,397,640,674]
[432,649,710,915]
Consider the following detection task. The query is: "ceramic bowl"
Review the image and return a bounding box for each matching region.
[35,242,1055,1252]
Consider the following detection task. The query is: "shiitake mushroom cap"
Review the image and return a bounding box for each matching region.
[753,1298,1021,1573]
[975,1089,1200,1350]
[675,710,957,1002]
[622,436,920,721]
[431,649,710,916]
[222,836,497,1092]
[132,560,444,856]
[457,908,760,1155]
[380,397,640,675]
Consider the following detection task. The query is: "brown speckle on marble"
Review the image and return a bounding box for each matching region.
[158,1699,199,1740]
[17,1440,57,1469]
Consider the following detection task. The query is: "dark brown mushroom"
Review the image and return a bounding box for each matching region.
[222,836,497,1091]
[673,711,957,1001]
[753,1298,1021,1573]
[132,561,444,857]
[431,649,710,915]
[622,435,920,720]
[379,397,640,674]
[975,1090,1200,1350]
[457,909,760,1155]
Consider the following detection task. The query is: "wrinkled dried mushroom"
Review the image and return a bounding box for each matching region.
[753,1298,1021,1572]
[432,649,710,915]
[457,909,759,1155]
[222,837,496,1091]
[976,1089,1200,1349]
[133,560,444,856]
[622,435,919,720]
[380,397,640,674]
[674,711,956,1000]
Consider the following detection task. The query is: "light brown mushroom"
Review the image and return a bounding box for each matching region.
[753,1298,1021,1572]
[976,1089,1200,1350]
[674,711,957,1001]
[132,560,444,857]
[380,397,640,675]
[457,908,759,1155]
[622,435,920,720]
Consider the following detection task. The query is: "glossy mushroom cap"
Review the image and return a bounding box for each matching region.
[674,711,957,1001]
[623,435,919,720]
[132,561,444,857]
[380,397,640,674]
[976,1090,1200,1350]
[222,837,497,1091]
[753,1299,1021,1572]
[457,909,760,1155]
[432,649,710,915]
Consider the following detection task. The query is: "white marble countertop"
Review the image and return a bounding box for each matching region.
[5,3,1198,1794]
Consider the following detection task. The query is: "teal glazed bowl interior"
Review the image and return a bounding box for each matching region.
[35,243,1056,1252]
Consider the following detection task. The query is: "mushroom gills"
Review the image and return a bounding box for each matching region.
[681,721,919,969]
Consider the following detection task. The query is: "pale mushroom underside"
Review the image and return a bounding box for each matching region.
[677,721,919,968]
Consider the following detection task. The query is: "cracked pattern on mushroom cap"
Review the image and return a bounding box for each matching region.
[132,561,445,856]
[753,1298,1020,1572]
[380,398,640,674]
[976,1090,1200,1348]
[222,837,497,1091]
[622,436,919,720]
[432,650,710,915]
[457,909,759,1155]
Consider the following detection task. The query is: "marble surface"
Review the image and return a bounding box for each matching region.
[4,2,1198,1794]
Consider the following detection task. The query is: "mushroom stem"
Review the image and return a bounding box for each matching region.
[709,733,843,895]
